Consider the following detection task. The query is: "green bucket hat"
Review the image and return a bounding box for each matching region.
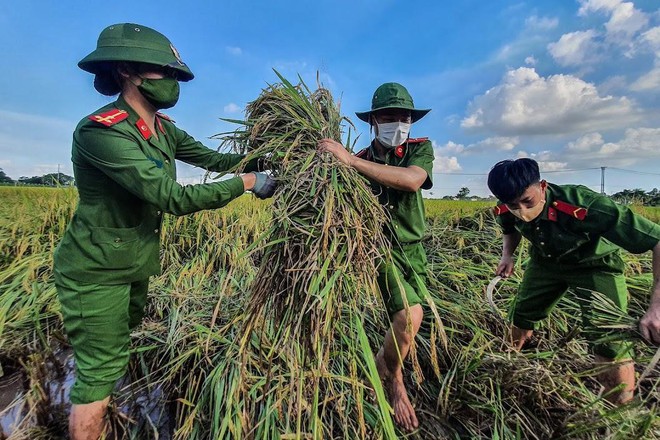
[78,23,194,81]
[355,82,430,123]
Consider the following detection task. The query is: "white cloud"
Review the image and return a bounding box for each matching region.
[223,103,242,114]
[578,0,649,46]
[525,15,559,31]
[433,137,519,156]
[603,2,649,41]
[548,30,601,66]
[578,0,620,16]
[433,140,464,155]
[567,132,604,151]
[630,62,660,91]
[225,46,242,56]
[549,127,660,168]
[640,26,660,55]
[461,67,639,135]
[433,156,462,173]
[467,136,519,153]
[524,56,537,66]
[515,150,568,171]
[601,127,660,156]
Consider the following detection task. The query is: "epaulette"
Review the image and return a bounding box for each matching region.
[407,137,428,143]
[88,109,128,127]
[355,148,371,160]
[551,200,587,220]
[493,204,509,216]
[156,112,175,123]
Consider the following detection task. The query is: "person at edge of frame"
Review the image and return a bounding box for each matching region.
[488,158,660,404]
[318,82,435,432]
[53,23,277,440]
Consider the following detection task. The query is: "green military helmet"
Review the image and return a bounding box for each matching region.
[79,23,194,81]
[356,82,430,123]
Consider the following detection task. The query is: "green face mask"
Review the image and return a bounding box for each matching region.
[138,77,180,109]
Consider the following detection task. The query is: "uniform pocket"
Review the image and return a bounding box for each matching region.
[90,224,141,270]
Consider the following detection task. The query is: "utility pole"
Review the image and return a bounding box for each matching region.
[600,166,606,195]
[58,163,61,185]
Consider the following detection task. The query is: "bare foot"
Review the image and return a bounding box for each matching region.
[375,350,418,432]
[388,375,418,432]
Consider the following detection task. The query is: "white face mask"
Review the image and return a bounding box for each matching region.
[509,200,545,222]
[375,121,410,148]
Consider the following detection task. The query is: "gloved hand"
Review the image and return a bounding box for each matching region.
[252,172,277,199]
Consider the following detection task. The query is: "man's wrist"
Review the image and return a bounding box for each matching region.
[241,173,256,191]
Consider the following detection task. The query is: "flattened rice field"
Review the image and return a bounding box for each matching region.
[1,186,660,439]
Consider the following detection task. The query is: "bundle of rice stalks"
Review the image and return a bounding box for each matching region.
[201,71,405,438]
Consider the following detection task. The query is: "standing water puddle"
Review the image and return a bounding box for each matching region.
[0,348,172,438]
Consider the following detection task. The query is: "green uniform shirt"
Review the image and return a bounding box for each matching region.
[54,96,258,284]
[496,183,660,265]
[358,139,434,244]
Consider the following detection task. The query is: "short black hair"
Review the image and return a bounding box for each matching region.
[487,158,540,203]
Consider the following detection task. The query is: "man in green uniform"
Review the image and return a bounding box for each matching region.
[488,158,660,404]
[54,23,276,440]
[318,82,434,432]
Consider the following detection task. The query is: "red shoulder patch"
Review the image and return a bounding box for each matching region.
[407,137,429,144]
[493,204,509,216]
[156,112,175,123]
[88,109,128,127]
[355,148,371,160]
[552,200,587,220]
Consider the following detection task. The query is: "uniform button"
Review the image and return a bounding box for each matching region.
[547,254,552,257]
[114,238,121,243]
[156,210,162,216]
[540,241,545,245]
[154,229,159,234]
[165,159,170,165]
[389,205,394,209]
[536,227,540,231]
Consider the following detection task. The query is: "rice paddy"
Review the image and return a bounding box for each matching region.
[1,185,659,439]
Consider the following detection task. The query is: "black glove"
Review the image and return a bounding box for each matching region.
[252,172,277,199]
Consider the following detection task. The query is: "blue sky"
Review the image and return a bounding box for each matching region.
[1,0,659,197]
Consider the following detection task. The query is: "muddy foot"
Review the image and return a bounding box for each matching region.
[375,351,418,432]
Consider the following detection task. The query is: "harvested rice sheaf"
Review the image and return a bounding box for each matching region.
[212,72,404,438]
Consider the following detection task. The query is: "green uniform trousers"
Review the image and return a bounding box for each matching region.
[55,271,149,404]
[377,242,428,315]
[512,254,630,359]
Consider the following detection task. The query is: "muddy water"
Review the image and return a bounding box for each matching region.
[0,349,172,438]
[0,372,24,435]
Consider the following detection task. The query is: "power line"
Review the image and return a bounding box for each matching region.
[608,167,660,176]
[433,167,601,176]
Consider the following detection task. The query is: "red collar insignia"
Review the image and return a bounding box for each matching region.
[493,204,509,216]
[394,144,405,158]
[136,118,152,140]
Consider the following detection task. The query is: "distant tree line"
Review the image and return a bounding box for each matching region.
[610,188,660,206]
[434,186,660,206]
[0,168,74,186]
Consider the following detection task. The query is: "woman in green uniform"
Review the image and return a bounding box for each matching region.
[53,23,275,440]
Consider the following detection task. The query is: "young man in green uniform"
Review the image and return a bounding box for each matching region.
[318,82,434,432]
[55,23,276,440]
[488,158,660,404]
